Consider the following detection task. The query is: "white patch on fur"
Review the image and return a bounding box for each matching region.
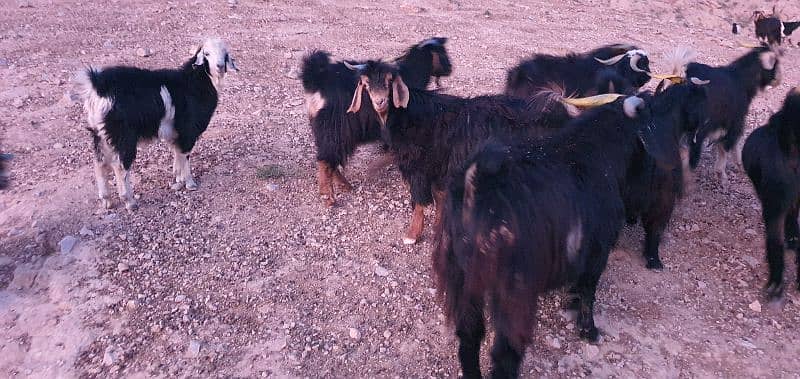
[305,91,326,118]
[626,49,648,57]
[623,96,644,118]
[566,220,583,264]
[759,51,777,70]
[74,69,113,130]
[158,86,177,142]
[171,147,198,191]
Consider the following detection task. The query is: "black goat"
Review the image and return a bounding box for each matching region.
[505,44,651,98]
[0,151,9,189]
[347,61,577,244]
[748,10,800,45]
[624,78,711,269]
[300,37,452,206]
[742,88,800,301]
[71,38,238,210]
[434,94,683,378]
[686,46,781,189]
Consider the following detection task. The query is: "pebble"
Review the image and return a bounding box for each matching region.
[749,300,762,313]
[102,345,123,366]
[267,335,287,352]
[79,226,94,237]
[59,235,78,254]
[53,143,64,149]
[117,263,129,272]
[348,328,361,340]
[584,344,600,360]
[383,331,392,339]
[12,97,25,108]
[135,48,152,57]
[266,183,279,191]
[374,265,390,277]
[283,52,293,59]
[186,340,201,358]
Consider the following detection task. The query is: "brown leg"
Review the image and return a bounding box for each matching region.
[403,204,426,245]
[317,161,335,207]
[331,168,353,192]
[433,190,447,231]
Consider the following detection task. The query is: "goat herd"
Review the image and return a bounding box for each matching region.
[46,29,795,377]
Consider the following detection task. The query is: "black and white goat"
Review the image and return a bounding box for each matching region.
[346,60,579,244]
[71,38,237,210]
[300,38,452,206]
[505,44,652,98]
[433,93,688,378]
[742,88,800,301]
[685,45,781,189]
[734,10,800,46]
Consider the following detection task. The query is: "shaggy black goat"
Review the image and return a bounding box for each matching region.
[434,94,683,378]
[71,38,238,210]
[624,78,710,269]
[686,46,781,189]
[742,88,800,301]
[300,37,452,206]
[746,10,800,45]
[505,44,651,98]
[347,61,577,244]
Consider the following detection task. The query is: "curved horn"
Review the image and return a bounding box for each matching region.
[595,54,626,66]
[629,53,648,73]
[562,93,624,108]
[690,77,710,85]
[419,37,445,48]
[623,96,645,118]
[343,61,367,71]
[738,40,762,49]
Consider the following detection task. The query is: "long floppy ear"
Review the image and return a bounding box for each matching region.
[637,121,680,170]
[225,55,239,72]
[392,75,410,108]
[347,79,365,113]
[194,48,205,66]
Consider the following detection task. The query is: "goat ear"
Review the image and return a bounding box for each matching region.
[194,49,205,66]
[638,124,680,170]
[226,55,239,72]
[392,75,409,108]
[759,51,777,70]
[347,78,365,113]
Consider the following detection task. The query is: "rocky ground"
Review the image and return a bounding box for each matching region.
[1,0,800,377]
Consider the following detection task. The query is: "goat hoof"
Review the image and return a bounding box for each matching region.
[101,199,113,209]
[764,281,785,301]
[645,259,664,271]
[185,181,199,191]
[125,201,139,211]
[566,297,580,312]
[579,326,600,342]
[402,236,417,245]
[170,181,184,190]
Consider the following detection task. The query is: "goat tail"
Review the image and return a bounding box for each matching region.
[433,142,515,323]
[662,47,697,77]
[784,21,800,36]
[300,50,332,93]
[67,67,98,103]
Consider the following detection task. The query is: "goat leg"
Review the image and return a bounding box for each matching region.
[403,204,425,245]
[331,167,353,192]
[455,297,485,379]
[317,161,336,207]
[764,218,786,301]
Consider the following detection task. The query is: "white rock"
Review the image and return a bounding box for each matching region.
[348,328,361,340]
[117,263,129,272]
[186,340,201,358]
[374,265,389,277]
[79,226,94,237]
[267,335,287,352]
[749,300,762,313]
[584,344,600,360]
[53,142,64,149]
[59,235,78,254]
[102,345,123,366]
[135,48,152,57]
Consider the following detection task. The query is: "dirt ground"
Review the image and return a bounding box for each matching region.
[1,0,800,377]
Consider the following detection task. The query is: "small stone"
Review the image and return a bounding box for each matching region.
[102,345,123,366]
[79,226,94,237]
[59,236,78,254]
[383,331,392,339]
[12,97,24,108]
[374,265,389,277]
[266,183,278,191]
[583,344,600,360]
[125,300,138,309]
[548,336,562,349]
[135,48,152,57]
[697,281,707,289]
[186,340,201,358]
[689,224,701,232]
[117,263,129,272]
[53,143,64,149]
[267,335,287,352]
[744,228,757,236]
[348,328,361,340]
[283,52,293,59]
[749,300,762,313]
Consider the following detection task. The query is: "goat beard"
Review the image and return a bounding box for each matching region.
[208,72,225,91]
[377,111,388,128]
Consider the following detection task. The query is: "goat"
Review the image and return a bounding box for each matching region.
[434,93,686,378]
[505,44,652,98]
[685,45,781,189]
[748,9,800,45]
[300,37,452,206]
[624,77,711,269]
[346,60,578,244]
[70,38,238,210]
[742,87,800,301]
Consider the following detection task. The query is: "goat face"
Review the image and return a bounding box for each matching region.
[194,38,238,89]
[345,61,409,126]
[621,51,652,88]
[417,37,453,78]
[757,49,781,87]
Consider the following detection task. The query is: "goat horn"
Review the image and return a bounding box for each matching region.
[561,93,625,108]
[595,54,626,66]
[690,77,710,85]
[629,54,648,73]
[419,38,445,47]
[738,40,763,49]
[343,61,367,71]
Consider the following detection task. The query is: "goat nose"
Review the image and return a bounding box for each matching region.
[216,63,225,71]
